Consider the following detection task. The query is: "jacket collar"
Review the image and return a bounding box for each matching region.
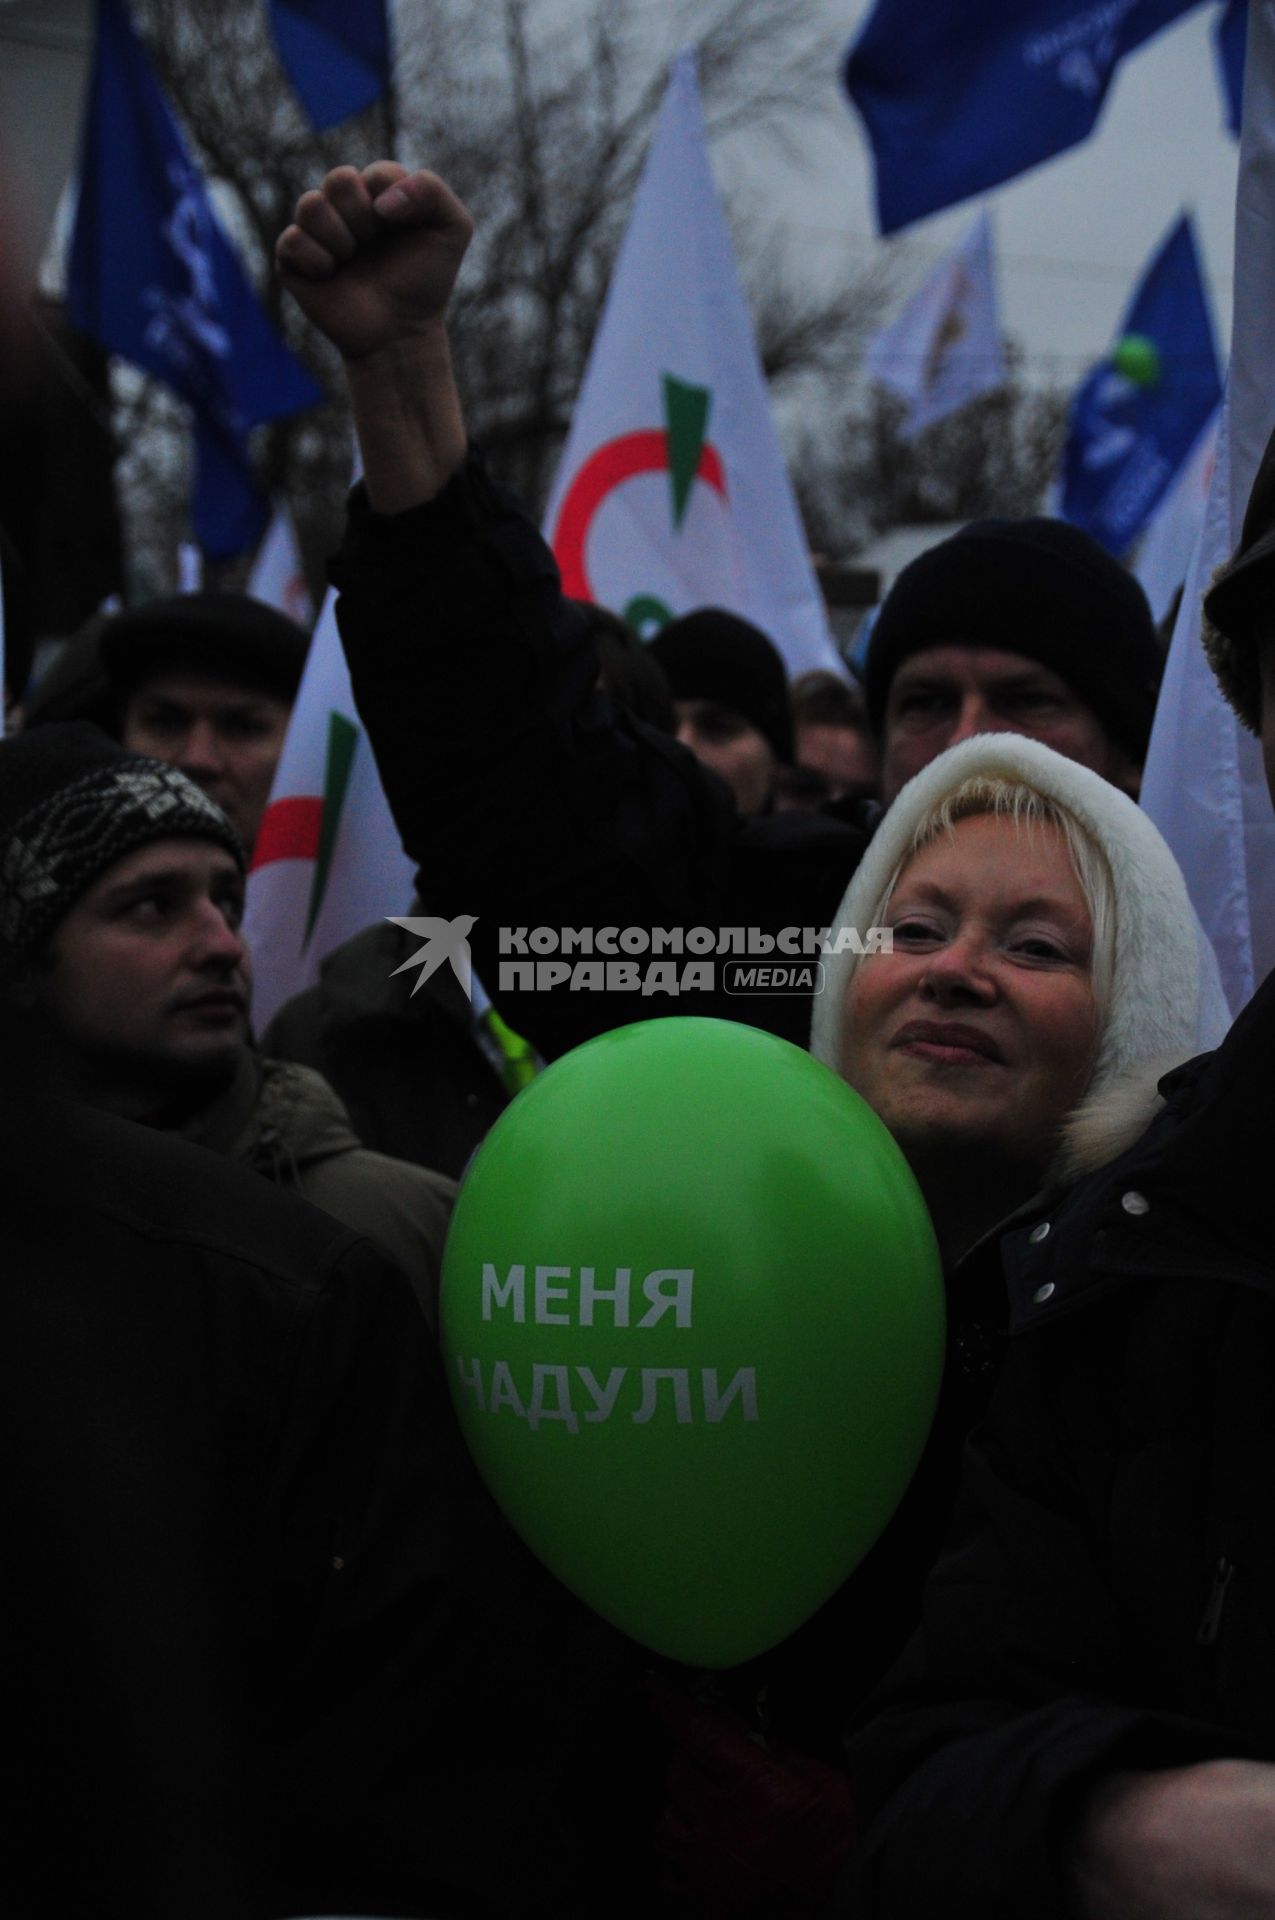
[998,969,1275,1330]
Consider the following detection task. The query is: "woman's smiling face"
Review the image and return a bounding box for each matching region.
[840,811,1099,1178]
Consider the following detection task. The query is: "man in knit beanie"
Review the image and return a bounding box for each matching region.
[862,516,1163,804]
[648,607,793,814]
[0,720,245,1024]
[0,721,454,1328]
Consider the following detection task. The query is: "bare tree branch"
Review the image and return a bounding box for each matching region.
[105,0,900,584]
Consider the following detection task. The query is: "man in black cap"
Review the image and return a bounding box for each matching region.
[274,161,1164,1058]
[100,589,309,852]
[649,607,793,814]
[863,516,1159,803]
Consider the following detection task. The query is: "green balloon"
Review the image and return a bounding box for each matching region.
[441,1016,944,1668]
[1112,332,1161,389]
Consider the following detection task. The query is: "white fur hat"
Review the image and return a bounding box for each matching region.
[809,735,1231,1103]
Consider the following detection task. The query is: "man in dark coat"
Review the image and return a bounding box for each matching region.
[0,722,456,1325]
[0,725,659,1915]
[275,161,1163,1061]
[88,582,516,1180]
[833,440,1275,1917]
[0,1057,653,1919]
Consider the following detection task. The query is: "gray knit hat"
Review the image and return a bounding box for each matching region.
[1201,424,1275,734]
[0,722,244,973]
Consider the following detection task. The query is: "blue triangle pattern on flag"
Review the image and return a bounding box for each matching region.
[66,0,324,559]
[845,0,1201,234]
[267,0,391,129]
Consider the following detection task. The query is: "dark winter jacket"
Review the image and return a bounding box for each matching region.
[2,1092,658,1918]
[330,457,870,1057]
[263,917,509,1179]
[841,966,1275,1920]
[176,1049,455,1332]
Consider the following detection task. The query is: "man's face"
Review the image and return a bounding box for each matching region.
[880,646,1141,805]
[795,721,880,802]
[30,839,251,1108]
[122,669,292,852]
[674,698,777,814]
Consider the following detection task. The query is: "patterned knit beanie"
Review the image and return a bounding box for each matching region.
[0,722,244,974]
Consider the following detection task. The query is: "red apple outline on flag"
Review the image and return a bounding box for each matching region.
[550,429,727,602]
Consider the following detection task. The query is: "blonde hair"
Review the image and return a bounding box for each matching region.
[861,774,1116,1025]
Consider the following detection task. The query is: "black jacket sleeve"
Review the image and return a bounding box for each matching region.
[331,458,865,1056]
[839,1308,1246,1920]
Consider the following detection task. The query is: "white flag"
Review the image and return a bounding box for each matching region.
[542,53,841,681]
[243,584,416,1031]
[1141,0,1275,1018]
[866,211,1006,440]
[1134,407,1220,627]
[248,499,315,628]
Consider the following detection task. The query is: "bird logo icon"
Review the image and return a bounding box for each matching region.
[386,914,477,1000]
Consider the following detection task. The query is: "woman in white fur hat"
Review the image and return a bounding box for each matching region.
[653,737,1232,1910]
[811,732,1231,1264]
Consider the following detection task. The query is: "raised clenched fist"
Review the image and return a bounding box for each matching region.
[276,161,473,363]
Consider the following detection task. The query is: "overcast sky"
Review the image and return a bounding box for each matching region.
[719,1,1240,389]
[1,0,1240,395]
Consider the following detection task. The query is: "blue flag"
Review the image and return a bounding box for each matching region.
[1060,213,1222,557]
[1216,0,1246,134]
[66,0,323,559]
[267,0,391,130]
[846,0,1203,234]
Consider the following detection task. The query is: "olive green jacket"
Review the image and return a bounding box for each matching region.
[182,1051,455,1334]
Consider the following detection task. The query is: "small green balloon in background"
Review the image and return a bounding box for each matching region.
[1112,331,1161,389]
[441,1016,944,1669]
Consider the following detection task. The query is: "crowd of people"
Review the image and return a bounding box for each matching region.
[3,155,1274,1918]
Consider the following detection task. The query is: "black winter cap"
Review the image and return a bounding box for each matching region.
[863,517,1163,761]
[0,722,243,972]
[649,608,793,763]
[100,591,309,702]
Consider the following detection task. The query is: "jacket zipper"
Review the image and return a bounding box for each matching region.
[1196,1555,1235,1647]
